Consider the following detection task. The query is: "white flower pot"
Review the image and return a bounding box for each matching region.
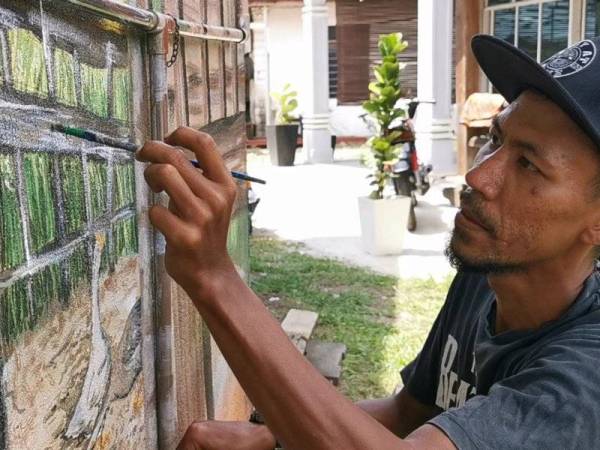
[358,195,411,255]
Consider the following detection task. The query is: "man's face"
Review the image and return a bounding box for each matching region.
[447,90,600,274]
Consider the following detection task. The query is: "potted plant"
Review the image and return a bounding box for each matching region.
[266,84,300,166]
[358,33,412,255]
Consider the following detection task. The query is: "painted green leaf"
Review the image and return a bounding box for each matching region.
[8,28,48,98]
[113,215,138,260]
[30,263,61,327]
[24,152,56,253]
[88,158,108,219]
[151,0,163,12]
[0,153,25,272]
[112,67,131,122]
[54,48,77,107]
[0,278,29,349]
[60,156,86,235]
[67,243,89,297]
[81,63,108,117]
[114,162,135,210]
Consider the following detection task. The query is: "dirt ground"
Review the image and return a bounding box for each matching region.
[2,256,146,449]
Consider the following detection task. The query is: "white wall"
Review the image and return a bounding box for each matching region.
[264,3,305,123]
[255,1,372,136]
[329,103,371,137]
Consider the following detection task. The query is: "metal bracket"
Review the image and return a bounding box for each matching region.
[62,0,246,43]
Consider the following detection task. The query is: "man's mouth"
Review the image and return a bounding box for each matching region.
[456,207,491,233]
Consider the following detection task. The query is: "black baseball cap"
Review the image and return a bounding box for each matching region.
[471,34,600,150]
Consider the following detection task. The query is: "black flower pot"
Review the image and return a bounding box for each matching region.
[266,124,299,166]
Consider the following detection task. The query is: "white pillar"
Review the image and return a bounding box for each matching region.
[415,0,456,175]
[302,0,332,163]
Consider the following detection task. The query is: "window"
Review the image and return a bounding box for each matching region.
[487,0,571,62]
[585,0,600,38]
[328,26,337,99]
[494,9,516,43]
[518,5,539,59]
[541,0,570,60]
[336,24,370,104]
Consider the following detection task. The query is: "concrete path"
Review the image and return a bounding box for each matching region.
[248,146,459,280]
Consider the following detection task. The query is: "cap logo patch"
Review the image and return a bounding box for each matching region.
[542,40,596,78]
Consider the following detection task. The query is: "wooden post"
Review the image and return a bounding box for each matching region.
[455,0,482,175]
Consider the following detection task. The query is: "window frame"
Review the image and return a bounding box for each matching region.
[483,0,580,91]
[581,0,600,38]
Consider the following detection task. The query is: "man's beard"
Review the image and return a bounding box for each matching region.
[445,230,525,275]
[446,187,527,275]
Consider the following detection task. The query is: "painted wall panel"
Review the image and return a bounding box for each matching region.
[0,0,251,447]
[0,1,153,448]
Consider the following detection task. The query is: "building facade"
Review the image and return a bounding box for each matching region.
[248,0,418,140]
[457,0,600,173]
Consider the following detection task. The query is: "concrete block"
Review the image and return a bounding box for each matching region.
[289,335,308,355]
[443,184,466,208]
[281,309,319,341]
[305,341,347,386]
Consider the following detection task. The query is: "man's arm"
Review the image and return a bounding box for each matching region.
[177,390,439,449]
[357,388,438,438]
[138,128,455,450]
[178,389,435,450]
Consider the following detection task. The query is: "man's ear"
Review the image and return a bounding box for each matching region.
[581,214,600,247]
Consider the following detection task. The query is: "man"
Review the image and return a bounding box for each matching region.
[137,34,600,449]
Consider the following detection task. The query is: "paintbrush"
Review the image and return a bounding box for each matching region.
[51,124,266,184]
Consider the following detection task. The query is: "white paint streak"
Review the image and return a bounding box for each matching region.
[65,234,111,440]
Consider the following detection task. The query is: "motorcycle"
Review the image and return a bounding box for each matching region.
[390,100,432,232]
[247,181,260,235]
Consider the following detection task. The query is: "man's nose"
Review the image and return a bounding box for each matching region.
[465,145,507,200]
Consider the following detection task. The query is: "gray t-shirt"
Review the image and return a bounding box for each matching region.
[401,270,600,449]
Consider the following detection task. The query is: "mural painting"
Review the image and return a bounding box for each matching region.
[0,1,149,448]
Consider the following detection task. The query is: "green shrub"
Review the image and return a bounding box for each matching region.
[362,33,408,200]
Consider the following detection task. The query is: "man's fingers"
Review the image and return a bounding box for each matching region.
[144,164,202,220]
[136,140,216,200]
[164,127,233,186]
[148,205,197,247]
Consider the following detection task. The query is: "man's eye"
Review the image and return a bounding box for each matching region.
[518,156,539,173]
[490,134,501,147]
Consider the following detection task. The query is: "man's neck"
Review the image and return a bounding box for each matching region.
[488,257,594,334]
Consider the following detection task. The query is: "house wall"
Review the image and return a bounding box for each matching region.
[265,3,305,123]
[0,0,252,448]
[249,0,418,138]
[457,0,596,174]
[156,0,254,445]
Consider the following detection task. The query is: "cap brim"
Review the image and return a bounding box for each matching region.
[471,34,600,149]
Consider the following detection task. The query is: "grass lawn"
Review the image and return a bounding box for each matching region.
[250,234,453,402]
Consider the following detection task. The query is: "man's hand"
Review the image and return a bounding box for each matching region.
[136,127,238,298]
[177,421,277,450]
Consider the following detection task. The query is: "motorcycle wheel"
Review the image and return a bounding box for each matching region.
[408,204,417,232]
[393,172,412,197]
